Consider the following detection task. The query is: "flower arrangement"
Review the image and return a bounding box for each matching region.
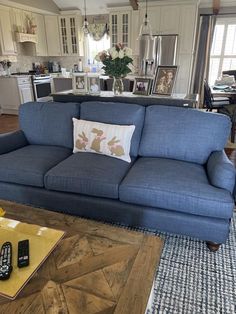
[95,44,133,78]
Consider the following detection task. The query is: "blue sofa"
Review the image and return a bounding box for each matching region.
[0,101,235,251]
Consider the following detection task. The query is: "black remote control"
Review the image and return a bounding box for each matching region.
[18,239,30,268]
[0,242,13,280]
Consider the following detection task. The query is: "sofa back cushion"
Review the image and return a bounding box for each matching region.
[139,105,231,164]
[19,102,80,149]
[80,101,145,157]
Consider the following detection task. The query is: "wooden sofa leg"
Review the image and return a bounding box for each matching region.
[206,241,221,252]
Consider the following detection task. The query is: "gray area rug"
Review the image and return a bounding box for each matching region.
[146,215,236,314]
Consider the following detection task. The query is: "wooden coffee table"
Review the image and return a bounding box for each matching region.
[0,200,163,314]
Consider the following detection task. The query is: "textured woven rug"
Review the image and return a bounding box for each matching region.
[145,214,236,314]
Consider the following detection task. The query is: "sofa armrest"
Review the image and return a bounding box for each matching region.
[0,130,28,155]
[207,150,236,193]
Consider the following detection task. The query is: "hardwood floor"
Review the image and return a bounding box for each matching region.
[0,114,236,166]
[0,114,19,134]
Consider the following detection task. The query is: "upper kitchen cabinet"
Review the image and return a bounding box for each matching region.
[109,9,132,48]
[0,5,15,55]
[58,12,82,56]
[32,13,48,56]
[45,16,61,56]
[178,4,197,54]
[159,5,180,34]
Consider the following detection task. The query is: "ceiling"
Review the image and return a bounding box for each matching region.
[52,0,129,14]
[52,0,236,15]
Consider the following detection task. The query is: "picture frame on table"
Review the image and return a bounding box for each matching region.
[152,66,178,96]
[87,74,101,95]
[73,73,87,94]
[133,78,152,96]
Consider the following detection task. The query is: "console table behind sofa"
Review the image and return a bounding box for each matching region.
[52,91,198,108]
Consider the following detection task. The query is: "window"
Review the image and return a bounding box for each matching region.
[209,18,236,85]
[87,35,110,64]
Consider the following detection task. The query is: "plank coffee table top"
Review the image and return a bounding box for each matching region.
[0,200,163,314]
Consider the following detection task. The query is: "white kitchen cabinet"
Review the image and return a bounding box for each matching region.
[18,85,34,103]
[45,15,61,56]
[58,13,82,56]
[32,13,48,56]
[179,4,197,54]
[17,77,34,103]
[159,5,180,35]
[109,10,131,47]
[0,5,15,55]
[0,76,33,115]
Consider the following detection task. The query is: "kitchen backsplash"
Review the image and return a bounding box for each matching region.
[10,55,46,73]
[48,56,84,71]
[9,55,85,73]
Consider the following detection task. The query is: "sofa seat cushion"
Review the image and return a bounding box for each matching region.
[119,157,234,219]
[45,152,134,199]
[0,145,71,187]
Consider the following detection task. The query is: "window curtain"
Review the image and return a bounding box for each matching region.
[88,23,108,41]
[190,15,216,106]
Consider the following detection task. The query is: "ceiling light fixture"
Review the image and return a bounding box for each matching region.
[82,0,89,36]
[137,0,153,40]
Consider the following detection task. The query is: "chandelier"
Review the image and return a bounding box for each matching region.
[137,0,153,39]
[82,0,89,36]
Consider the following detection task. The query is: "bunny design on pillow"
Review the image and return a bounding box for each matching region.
[76,132,89,151]
[108,137,125,157]
[90,128,106,153]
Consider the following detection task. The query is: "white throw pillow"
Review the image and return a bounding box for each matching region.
[73,118,135,162]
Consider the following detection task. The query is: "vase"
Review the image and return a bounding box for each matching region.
[112,77,124,95]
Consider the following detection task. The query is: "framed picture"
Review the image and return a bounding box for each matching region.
[133,78,152,96]
[73,73,87,94]
[152,66,178,96]
[87,75,101,95]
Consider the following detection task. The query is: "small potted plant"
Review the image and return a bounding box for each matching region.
[95,44,133,95]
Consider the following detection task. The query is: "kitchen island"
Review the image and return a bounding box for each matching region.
[52,90,199,108]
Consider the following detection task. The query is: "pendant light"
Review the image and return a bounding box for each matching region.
[137,0,153,39]
[82,0,89,36]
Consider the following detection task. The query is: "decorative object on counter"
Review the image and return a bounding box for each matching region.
[152,66,178,96]
[78,59,83,72]
[26,15,37,35]
[137,0,153,40]
[82,0,89,36]
[95,43,133,95]
[0,60,12,76]
[133,78,152,96]
[73,73,87,94]
[87,74,101,95]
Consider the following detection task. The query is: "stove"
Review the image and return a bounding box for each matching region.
[32,74,53,102]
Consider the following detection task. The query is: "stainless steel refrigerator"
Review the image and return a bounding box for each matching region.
[139,34,178,76]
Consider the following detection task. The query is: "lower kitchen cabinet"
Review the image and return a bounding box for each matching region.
[0,76,34,115]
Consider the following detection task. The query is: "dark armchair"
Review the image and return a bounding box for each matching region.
[204,80,236,142]
[203,80,230,111]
